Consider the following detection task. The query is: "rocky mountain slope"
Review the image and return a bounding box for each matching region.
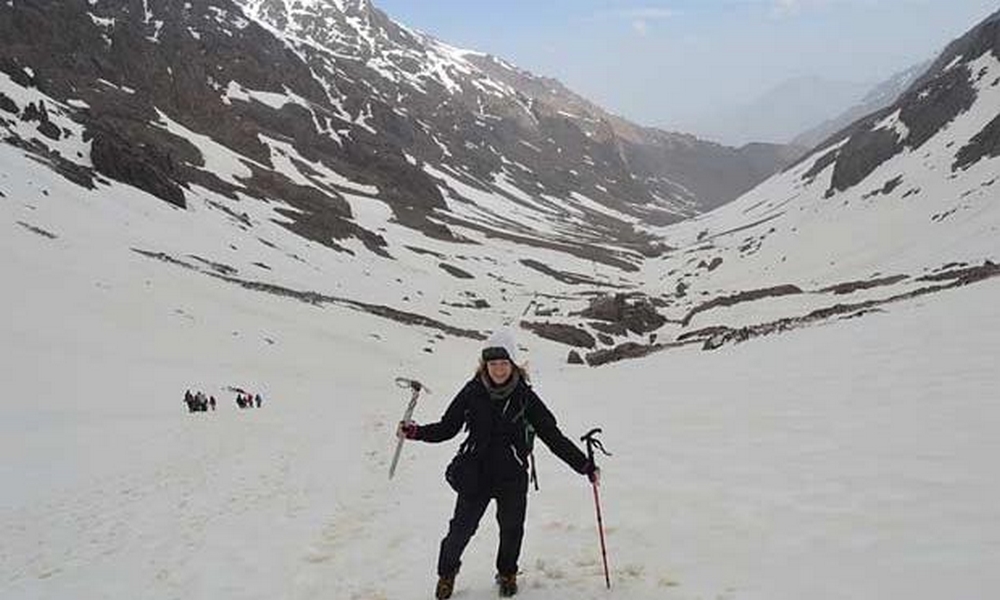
[0,0,793,274]
[606,9,1000,361]
[1,2,998,367]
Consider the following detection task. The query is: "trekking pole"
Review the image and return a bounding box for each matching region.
[389,377,426,479]
[581,427,612,589]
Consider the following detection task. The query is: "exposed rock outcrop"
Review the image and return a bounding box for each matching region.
[90,127,186,208]
[519,321,596,349]
[578,293,666,335]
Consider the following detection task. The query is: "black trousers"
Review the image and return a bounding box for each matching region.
[437,486,527,577]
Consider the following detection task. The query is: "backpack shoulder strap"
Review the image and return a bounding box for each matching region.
[509,389,539,491]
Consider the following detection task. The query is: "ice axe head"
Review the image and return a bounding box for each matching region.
[394,377,426,393]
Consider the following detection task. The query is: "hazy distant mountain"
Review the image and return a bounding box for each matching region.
[691,76,874,146]
[792,60,932,150]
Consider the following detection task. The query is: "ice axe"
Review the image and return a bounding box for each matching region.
[389,377,427,479]
[581,427,612,589]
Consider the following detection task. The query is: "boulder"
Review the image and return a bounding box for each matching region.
[520,321,596,349]
[90,128,186,208]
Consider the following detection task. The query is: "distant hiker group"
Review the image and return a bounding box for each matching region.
[184,390,216,412]
[183,389,264,413]
[236,392,262,409]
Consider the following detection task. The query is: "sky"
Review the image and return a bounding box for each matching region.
[373,0,1000,141]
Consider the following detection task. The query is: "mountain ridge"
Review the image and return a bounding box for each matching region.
[1,1,998,364]
[0,0,795,272]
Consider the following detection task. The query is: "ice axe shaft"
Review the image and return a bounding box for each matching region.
[389,378,425,479]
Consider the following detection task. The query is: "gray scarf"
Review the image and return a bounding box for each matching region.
[481,368,521,403]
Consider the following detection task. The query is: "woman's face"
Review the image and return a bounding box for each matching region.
[486,359,513,385]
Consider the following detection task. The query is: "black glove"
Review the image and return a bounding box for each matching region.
[584,460,601,484]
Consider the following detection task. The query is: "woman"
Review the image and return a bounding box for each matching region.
[398,329,598,598]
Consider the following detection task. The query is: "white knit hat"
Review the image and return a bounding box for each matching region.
[482,327,518,363]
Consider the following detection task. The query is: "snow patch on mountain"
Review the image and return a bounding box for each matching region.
[154,109,256,186]
[872,109,910,142]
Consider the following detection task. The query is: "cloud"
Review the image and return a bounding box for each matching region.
[618,8,677,20]
[770,0,803,17]
[768,0,876,18]
[587,7,677,22]
[589,6,676,37]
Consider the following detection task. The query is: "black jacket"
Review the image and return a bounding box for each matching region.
[416,375,590,489]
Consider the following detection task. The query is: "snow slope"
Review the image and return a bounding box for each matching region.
[632,48,1000,343]
[2,140,999,599]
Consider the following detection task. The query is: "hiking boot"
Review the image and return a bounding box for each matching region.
[435,573,456,599]
[496,573,518,597]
